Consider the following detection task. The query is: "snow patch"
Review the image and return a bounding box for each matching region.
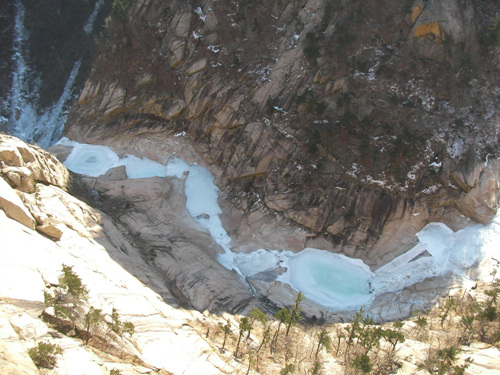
[194,7,206,22]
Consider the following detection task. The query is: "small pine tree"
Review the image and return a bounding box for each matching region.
[415,314,428,329]
[28,341,62,369]
[335,325,346,356]
[311,360,322,375]
[219,321,232,350]
[44,264,88,327]
[249,307,268,325]
[122,321,135,337]
[110,308,122,333]
[257,326,271,353]
[315,328,332,360]
[357,316,383,355]
[271,308,290,353]
[248,307,268,339]
[352,354,372,374]
[84,306,103,345]
[59,264,88,301]
[246,349,257,375]
[418,346,463,375]
[247,307,267,340]
[235,317,252,358]
[280,363,295,375]
[108,307,135,338]
[112,0,129,17]
[393,321,404,330]
[382,328,405,353]
[440,296,457,328]
[286,291,304,336]
[346,309,364,348]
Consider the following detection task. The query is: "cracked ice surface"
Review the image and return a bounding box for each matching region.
[60,140,497,311]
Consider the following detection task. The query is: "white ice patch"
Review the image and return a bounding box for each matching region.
[163,157,233,254]
[63,143,120,177]
[121,155,167,178]
[83,0,105,35]
[233,249,284,277]
[417,223,455,271]
[61,140,496,312]
[194,7,206,22]
[279,249,375,310]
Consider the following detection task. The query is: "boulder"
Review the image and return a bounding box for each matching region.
[0,134,70,189]
[1,166,35,193]
[0,177,36,230]
[100,165,127,181]
[36,223,64,240]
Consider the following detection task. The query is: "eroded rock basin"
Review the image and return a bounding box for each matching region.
[54,139,499,322]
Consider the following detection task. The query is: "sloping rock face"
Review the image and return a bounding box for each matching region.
[71,170,257,314]
[64,0,500,266]
[0,134,255,374]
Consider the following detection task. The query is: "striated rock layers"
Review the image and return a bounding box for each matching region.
[63,0,500,267]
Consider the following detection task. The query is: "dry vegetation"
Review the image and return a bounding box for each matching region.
[194,264,500,375]
[28,248,500,375]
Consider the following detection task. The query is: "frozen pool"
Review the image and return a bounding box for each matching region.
[280,249,374,310]
[59,139,496,311]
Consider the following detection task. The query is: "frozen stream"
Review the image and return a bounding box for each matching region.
[60,140,499,311]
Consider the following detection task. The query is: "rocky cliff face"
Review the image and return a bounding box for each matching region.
[63,0,500,266]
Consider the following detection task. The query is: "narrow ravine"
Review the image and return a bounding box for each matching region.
[59,139,498,312]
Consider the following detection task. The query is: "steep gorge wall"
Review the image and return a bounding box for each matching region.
[65,0,500,266]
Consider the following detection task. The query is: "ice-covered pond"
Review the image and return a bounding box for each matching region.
[60,139,499,311]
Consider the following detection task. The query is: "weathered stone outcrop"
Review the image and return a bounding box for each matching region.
[0,134,69,191]
[409,0,480,68]
[63,0,500,267]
